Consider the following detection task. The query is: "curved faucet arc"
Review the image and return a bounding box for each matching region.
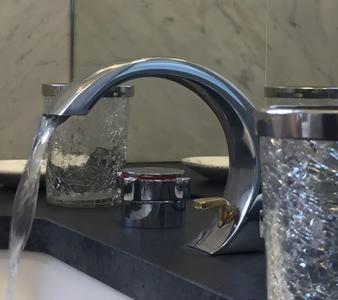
[44,58,260,255]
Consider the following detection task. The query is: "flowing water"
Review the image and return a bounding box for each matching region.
[5,115,66,300]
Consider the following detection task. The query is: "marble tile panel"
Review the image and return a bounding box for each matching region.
[0,0,70,159]
[74,0,267,162]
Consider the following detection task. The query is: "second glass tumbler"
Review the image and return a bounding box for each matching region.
[42,83,134,207]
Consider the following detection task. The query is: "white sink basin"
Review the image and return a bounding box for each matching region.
[0,250,132,300]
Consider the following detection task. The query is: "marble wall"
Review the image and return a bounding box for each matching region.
[74,0,267,162]
[267,0,338,87]
[0,0,69,159]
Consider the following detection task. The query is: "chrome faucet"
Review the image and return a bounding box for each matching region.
[44,58,261,255]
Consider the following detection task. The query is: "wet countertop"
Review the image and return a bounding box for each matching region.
[0,163,266,300]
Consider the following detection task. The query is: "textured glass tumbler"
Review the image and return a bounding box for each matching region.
[43,84,133,207]
[260,137,338,300]
[256,101,338,300]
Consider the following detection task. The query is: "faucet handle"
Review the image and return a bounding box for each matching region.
[193,197,237,228]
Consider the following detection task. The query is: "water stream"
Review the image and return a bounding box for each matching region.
[5,115,66,300]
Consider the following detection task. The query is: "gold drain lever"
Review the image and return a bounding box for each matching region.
[193,197,237,227]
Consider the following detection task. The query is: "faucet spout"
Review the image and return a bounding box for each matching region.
[44,58,260,255]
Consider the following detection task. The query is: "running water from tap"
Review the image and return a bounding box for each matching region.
[5,115,66,300]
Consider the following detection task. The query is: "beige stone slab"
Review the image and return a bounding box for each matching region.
[0,0,70,159]
[74,0,266,162]
[267,0,338,87]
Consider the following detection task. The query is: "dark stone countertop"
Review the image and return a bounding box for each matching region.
[0,163,266,300]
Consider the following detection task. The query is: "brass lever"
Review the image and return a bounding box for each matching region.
[193,197,237,227]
